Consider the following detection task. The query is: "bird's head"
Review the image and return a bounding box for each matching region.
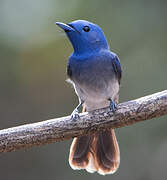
[56,20,109,55]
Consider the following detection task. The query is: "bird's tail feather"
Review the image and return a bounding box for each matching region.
[94,129,120,175]
[69,107,120,175]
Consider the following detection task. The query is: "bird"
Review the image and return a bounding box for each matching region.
[56,20,122,175]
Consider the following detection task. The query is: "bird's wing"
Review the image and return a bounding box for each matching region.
[112,56,122,84]
[67,63,72,78]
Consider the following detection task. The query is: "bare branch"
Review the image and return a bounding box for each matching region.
[0,90,167,153]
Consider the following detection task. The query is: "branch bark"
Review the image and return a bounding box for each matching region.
[0,90,167,153]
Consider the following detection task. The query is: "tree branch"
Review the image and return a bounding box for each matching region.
[0,90,167,153]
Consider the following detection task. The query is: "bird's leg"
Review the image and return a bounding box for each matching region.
[108,98,117,112]
[71,100,84,120]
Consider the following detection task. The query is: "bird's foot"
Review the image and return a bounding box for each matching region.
[71,108,80,120]
[109,99,117,112]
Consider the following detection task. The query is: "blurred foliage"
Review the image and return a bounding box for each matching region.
[0,0,167,180]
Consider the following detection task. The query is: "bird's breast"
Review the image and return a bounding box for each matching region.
[68,54,120,111]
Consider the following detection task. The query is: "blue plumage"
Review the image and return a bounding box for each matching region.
[56,20,122,175]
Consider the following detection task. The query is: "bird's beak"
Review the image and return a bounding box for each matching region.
[56,22,75,32]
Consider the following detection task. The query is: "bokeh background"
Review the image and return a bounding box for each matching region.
[0,0,167,180]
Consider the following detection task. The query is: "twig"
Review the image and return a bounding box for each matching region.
[0,90,167,153]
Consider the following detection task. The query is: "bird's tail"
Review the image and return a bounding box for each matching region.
[69,107,120,175]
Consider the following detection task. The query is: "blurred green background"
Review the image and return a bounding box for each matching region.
[0,0,167,179]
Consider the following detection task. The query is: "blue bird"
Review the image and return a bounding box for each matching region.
[56,20,122,175]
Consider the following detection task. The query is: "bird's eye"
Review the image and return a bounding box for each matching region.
[83,26,90,32]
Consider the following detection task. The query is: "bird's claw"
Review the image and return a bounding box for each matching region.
[109,100,117,112]
[71,109,80,120]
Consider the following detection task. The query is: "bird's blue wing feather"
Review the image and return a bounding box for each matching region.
[67,63,72,78]
[112,56,122,84]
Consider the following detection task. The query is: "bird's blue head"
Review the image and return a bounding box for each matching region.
[56,20,109,55]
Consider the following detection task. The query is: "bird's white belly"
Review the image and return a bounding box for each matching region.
[70,78,119,111]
